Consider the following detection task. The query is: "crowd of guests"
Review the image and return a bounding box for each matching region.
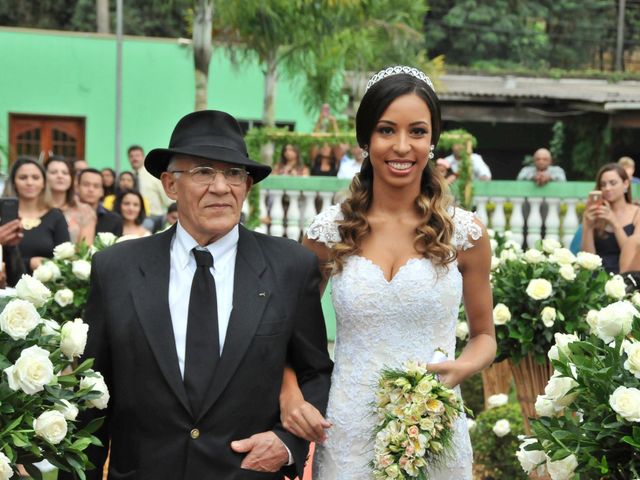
[0,145,179,287]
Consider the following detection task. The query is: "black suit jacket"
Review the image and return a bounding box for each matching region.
[95,206,123,237]
[75,225,332,480]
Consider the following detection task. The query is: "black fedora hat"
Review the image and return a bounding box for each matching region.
[144,110,271,183]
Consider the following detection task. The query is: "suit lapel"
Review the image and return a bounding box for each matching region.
[131,225,192,416]
[196,226,268,422]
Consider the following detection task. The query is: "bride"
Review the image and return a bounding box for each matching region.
[278,66,496,478]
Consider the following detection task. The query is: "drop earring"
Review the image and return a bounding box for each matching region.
[428,145,435,160]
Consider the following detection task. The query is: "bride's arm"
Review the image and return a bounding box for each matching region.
[428,219,496,387]
[279,236,333,442]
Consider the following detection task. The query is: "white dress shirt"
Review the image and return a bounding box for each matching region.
[168,222,294,464]
[169,222,238,378]
[444,152,492,180]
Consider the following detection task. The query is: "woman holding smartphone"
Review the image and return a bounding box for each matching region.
[581,163,640,273]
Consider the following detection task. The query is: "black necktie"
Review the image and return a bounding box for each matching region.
[183,248,219,414]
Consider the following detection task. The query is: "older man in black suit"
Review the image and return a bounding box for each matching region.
[75,111,332,480]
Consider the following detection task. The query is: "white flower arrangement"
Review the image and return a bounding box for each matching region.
[372,357,467,479]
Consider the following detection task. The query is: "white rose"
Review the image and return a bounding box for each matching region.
[71,260,91,281]
[595,301,638,343]
[632,291,640,308]
[524,248,545,264]
[544,369,578,408]
[80,373,110,409]
[0,452,12,480]
[558,264,576,281]
[41,319,60,337]
[504,240,522,252]
[576,251,602,270]
[546,454,578,480]
[504,230,514,240]
[540,307,557,328]
[54,399,79,421]
[623,340,640,378]
[605,275,627,300]
[487,393,509,408]
[0,298,42,340]
[33,410,67,444]
[490,239,498,252]
[492,419,511,437]
[586,309,599,334]
[535,395,558,417]
[516,438,547,476]
[500,249,518,262]
[53,241,75,260]
[4,345,55,395]
[549,248,576,265]
[491,256,500,271]
[487,229,495,238]
[493,303,512,325]
[54,288,74,307]
[526,279,553,300]
[96,232,117,247]
[60,318,89,359]
[548,333,579,361]
[542,238,562,253]
[33,262,57,283]
[15,275,51,308]
[455,321,469,340]
[466,418,477,431]
[610,386,640,422]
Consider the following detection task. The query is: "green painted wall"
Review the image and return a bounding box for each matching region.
[0,27,315,170]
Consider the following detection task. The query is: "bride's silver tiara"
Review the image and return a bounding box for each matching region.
[365,66,435,93]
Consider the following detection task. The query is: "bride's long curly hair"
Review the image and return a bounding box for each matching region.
[332,73,456,273]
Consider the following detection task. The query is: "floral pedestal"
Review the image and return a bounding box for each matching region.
[509,354,554,434]
[481,360,513,409]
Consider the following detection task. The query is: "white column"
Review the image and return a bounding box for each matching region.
[545,198,561,242]
[318,191,335,213]
[475,197,489,226]
[286,191,302,240]
[509,197,525,247]
[563,198,580,248]
[491,197,507,233]
[269,189,285,237]
[526,197,544,247]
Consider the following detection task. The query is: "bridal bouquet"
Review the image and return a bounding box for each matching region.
[0,274,109,479]
[372,357,466,479]
[32,233,118,323]
[517,299,640,479]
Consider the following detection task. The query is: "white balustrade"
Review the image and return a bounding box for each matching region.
[474,197,489,225]
[545,198,561,243]
[526,197,544,247]
[563,199,580,247]
[491,198,507,232]
[509,197,525,246]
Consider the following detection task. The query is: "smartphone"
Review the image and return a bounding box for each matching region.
[588,190,602,206]
[0,198,19,226]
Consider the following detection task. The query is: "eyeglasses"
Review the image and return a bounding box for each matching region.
[169,166,248,186]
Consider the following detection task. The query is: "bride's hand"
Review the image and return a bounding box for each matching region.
[280,396,332,443]
[426,359,471,389]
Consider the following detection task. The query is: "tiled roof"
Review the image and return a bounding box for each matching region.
[439,74,640,108]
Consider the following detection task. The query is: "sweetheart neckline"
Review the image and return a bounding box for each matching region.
[351,255,427,284]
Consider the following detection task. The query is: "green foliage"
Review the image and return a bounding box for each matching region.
[566,114,611,179]
[470,403,528,480]
[460,373,485,417]
[549,121,565,165]
[526,316,640,478]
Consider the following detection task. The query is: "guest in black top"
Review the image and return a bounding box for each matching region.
[310,143,339,176]
[9,156,70,275]
[77,168,123,237]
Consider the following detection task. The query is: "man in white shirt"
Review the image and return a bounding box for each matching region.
[128,145,172,230]
[517,148,566,185]
[337,145,365,179]
[75,111,332,480]
[444,143,492,181]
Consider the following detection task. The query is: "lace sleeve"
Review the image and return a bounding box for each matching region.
[449,207,483,251]
[306,204,343,247]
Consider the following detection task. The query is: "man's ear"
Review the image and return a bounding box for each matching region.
[161,172,179,200]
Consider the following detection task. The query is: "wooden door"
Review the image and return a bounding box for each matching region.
[8,114,85,166]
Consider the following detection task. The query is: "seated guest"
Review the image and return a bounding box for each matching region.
[310,143,338,176]
[444,143,491,180]
[618,156,640,185]
[273,144,309,176]
[113,190,151,238]
[0,219,26,287]
[101,167,116,197]
[517,148,566,185]
[45,156,96,244]
[77,168,123,236]
[10,157,69,273]
[103,171,150,215]
[337,145,365,180]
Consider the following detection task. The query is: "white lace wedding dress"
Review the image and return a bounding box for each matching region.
[307,204,482,480]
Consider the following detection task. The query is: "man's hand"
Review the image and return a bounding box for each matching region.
[231,431,289,472]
